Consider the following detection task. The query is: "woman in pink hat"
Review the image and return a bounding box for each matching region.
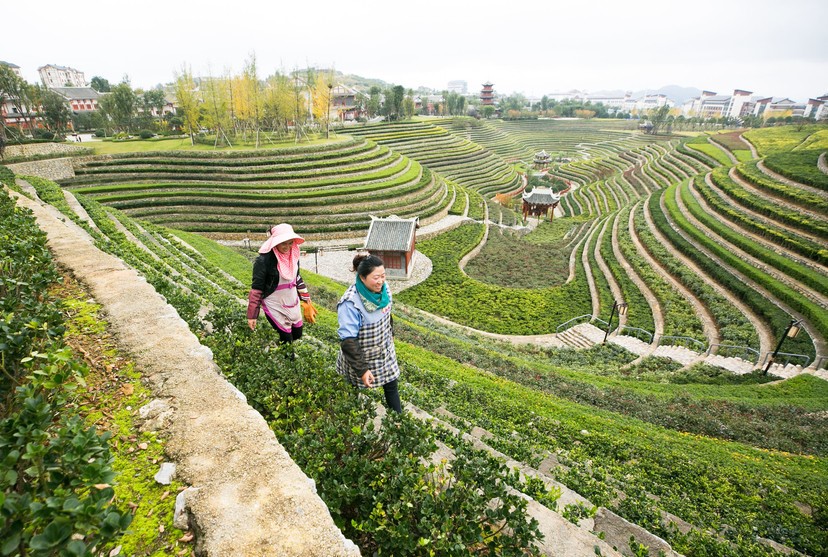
[247,223,314,346]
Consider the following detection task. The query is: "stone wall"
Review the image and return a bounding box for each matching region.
[6,158,76,181]
[3,142,87,158]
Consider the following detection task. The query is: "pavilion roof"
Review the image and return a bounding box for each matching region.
[522,187,560,205]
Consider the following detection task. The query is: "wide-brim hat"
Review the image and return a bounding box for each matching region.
[258,223,305,253]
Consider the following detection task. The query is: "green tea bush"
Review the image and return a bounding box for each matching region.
[0,188,131,555]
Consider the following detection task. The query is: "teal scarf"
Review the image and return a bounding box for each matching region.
[355,276,390,312]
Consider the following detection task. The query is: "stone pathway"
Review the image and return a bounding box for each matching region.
[629,201,719,347]
[756,159,828,200]
[728,166,827,226]
[704,171,828,254]
[6,186,360,557]
[667,183,775,355]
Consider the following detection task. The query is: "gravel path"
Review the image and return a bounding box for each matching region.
[594,215,627,328]
[756,159,828,200]
[667,183,776,356]
[704,171,828,252]
[690,179,828,309]
[614,205,662,341]
[630,201,719,347]
[682,179,827,358]
[650,191,773,356]
[739,134,759,159]
[582,218,603,319]
[728,166,827,225]
[707,136,738,165]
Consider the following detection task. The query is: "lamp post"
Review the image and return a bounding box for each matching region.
[763,319,801,374]
[326,83,333,139]
[603,301,628,344]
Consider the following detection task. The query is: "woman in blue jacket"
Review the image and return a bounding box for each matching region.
[336,252,402,413]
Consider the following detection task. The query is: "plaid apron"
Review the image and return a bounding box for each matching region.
[336,285,400,388]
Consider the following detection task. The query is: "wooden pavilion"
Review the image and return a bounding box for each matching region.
[521,187,561,220]
[533,150,552,169]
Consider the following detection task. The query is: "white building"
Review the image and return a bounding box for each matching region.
[38,64,87,88]
[447,80,467,94]
[0,61,23,78]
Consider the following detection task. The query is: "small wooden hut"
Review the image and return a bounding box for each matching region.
[363,216,419,278]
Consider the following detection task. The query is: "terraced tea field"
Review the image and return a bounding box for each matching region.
[4,119,827,557]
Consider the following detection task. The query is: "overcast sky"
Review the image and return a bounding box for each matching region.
[4,0,826,101]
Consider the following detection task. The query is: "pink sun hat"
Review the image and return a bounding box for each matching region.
[258,223,305,253]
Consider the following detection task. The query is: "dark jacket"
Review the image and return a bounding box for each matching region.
[246,250,309,319]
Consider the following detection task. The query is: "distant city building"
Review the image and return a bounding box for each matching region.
[481,82,495,106]
[330,84,362,121]
[0,61,23,78]
[447,80,467,94]
[752,97,806,118]
[50,87,101,112]
[38,64,87,88]
[805,95,828,120]
[546,90,586,102]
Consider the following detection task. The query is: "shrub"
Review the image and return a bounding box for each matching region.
[94,129,106,138]
[138,130,154,139]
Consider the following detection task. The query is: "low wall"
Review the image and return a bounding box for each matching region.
[3,142,87,158]
[6,158,76,181]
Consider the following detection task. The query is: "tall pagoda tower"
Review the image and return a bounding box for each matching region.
[481,82,494,106]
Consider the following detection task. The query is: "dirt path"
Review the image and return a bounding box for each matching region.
[594,215,627,327]
[664,186,775,356]
[7,187,359,557]
[682,181,826,358]
[756,160,828,200]
[650,192,773,355]
[728,166,828,224]
[567,220,596,284]
[689,179,828,308]
[614,205,662,341]
[706,172,827,247]
[708,137,738,165]
[633,201,719,347]
[582,219,603,319]
[740,134,759,159]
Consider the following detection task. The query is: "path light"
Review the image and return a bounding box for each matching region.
[603,301,628,344]
[326,83,333,139]
[764,319,802,374]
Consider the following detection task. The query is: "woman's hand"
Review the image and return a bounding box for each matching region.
[361,370,375,388]
[247,318,257,330]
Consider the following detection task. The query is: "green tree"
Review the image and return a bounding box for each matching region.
[367,86,381,118]
[647,104,670,135]
[90,76,111,92]
[402,95,415,120]
[0,66,39,137]
[173,66,201,145]
[38,89,72,134]
[141,88,167,128]
[110,81,137,132]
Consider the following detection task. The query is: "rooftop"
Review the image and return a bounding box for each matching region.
[364,216,418,252]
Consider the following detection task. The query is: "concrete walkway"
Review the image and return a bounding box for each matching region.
[7,185,359,557]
